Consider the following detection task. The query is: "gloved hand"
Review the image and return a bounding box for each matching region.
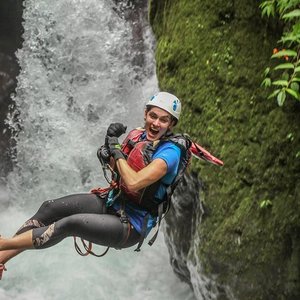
[105,123,127,161]
[106,135,125,161]
[106,123,127,137]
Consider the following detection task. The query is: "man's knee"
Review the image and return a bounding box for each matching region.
[34,200,56,220]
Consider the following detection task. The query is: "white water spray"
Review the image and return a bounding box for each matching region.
[0,1,195,299]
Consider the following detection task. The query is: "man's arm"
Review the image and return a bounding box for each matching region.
[115,158,168,192]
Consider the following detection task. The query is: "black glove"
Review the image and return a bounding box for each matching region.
[106,136,125,161]
[106,123,127,137]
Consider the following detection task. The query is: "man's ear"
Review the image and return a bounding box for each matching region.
[170,116,179,129]
[168,120,175,130]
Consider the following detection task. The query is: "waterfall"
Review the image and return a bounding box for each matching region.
[0,1,195,299]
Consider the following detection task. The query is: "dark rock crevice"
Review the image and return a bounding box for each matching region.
[0,0,24,177]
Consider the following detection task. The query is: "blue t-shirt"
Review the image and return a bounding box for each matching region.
[107,140,181,235]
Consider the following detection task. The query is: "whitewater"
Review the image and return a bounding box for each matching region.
[0,1,195,299]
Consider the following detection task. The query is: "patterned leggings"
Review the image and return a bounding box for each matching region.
[16,193,140,249]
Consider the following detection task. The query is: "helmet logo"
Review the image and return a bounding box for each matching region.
[173,99,179,111]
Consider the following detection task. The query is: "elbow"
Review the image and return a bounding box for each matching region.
[125,182,140,193]
[124,178,142,193]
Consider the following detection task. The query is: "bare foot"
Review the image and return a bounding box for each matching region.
[0,235,5,251]
[0,249,24,265]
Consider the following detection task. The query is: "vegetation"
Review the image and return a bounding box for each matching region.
[149,0,300,298]
[260,0,300,106]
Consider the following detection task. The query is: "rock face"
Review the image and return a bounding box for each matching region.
[164,172,203,284]
[0,0,23,177]
[149,0,300,299]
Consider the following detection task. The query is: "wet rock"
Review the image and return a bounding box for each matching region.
[0,0,23,176]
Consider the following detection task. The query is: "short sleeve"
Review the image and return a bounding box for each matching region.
[152,142,181,179]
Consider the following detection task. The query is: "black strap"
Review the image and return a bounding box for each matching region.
[115,221,131,249]
[148,202,164,246]
[119,195,129,223]
[134,214,150,252]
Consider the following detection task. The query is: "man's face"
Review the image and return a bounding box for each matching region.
[144,107,174,141]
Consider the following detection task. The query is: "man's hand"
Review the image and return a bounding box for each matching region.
[106,123,127,137]
[106,136,125,161]
[105,123,126,161]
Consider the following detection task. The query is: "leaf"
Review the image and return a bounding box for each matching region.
[274,63,295,70]
[260,1,275,17]
[277,90,286,106]
[283,9,300,20]
[283,71,290,80]
[259,1,270,10]
[259,199,272,208]
[271,50,297,58]
[291,77,300,82]
[286,88,300,99]
[261,77,271,87]
[264,67,270,76]
[291,82,299,91]
[265,6,275,17]
[294,66,300,73]
[287,133,294,140]
[272,80,289,86]
[281,34,300,43]
[282,71,290,80]
[267,89,280,99]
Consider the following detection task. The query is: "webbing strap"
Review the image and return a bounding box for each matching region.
[119,195,129,223]
[148,202,164,246]
[115,221,131,249]
[134,214,150,252]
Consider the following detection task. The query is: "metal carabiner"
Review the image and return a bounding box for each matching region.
[97,145,119,185]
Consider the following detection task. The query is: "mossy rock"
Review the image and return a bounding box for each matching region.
[149,0,300,298]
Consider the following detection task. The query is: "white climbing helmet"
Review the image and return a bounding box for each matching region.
[146,92,181,121]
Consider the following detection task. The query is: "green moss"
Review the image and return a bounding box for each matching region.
[150,0,300,298]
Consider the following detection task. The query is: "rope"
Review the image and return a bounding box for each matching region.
[73,237,110,257]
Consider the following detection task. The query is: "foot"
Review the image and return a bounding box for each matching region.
[0,235,5,251]
[0,264,7,280]
[0,235,3,251]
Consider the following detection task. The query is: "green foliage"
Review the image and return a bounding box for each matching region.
[259,199,273,209]
[150,0,300,297]
[260,0,300,106]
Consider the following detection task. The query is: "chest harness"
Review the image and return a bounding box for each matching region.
[118,128,192,251]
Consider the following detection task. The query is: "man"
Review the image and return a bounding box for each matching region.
[0,91,190,279]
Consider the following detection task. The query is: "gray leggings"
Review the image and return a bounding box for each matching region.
[16,193,141,249]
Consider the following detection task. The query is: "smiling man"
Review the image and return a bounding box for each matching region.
[105,92,190,250]
[0,92,192,278]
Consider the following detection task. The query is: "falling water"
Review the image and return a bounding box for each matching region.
[0,1,195,299]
